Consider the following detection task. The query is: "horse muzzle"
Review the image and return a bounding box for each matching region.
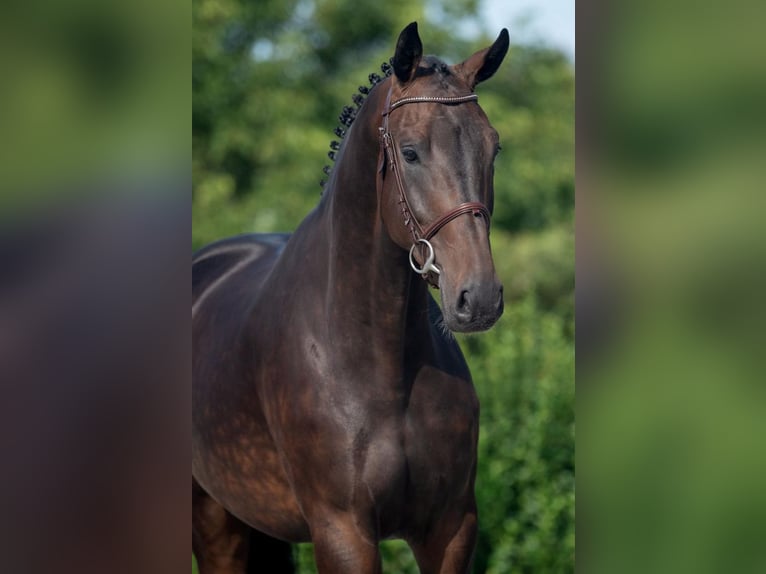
[443,276,504,333]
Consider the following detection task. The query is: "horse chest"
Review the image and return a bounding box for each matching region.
[347,408,477,538]
[352,373,479,528]
[402,370,480,505]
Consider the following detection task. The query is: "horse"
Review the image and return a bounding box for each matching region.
[192,22,509,573]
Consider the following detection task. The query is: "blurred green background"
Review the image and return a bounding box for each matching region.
[192,0,574,572]
[0,0,188,208]
[579,0,766,572]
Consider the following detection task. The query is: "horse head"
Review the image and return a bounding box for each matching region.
[378,22,509,333]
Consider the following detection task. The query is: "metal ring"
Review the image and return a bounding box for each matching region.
[409,239,441,275]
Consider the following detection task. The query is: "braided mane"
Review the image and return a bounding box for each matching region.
[319,60,394,191]
[319,56,459,191]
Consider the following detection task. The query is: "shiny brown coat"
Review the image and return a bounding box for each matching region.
[193,22,509,574]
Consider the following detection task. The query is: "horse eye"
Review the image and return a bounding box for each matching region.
[402,148,418,163]
[494,143,502,156]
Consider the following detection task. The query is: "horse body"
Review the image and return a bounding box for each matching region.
[193,22,509,573]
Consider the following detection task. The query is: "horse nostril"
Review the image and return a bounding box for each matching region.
[457,290,471,313]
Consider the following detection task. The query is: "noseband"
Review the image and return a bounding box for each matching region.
[377,84,491,288]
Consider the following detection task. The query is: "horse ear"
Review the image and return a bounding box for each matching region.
[455,29,510,88]
[393,22,423,84]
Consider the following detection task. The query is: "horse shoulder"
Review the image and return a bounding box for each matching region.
[403,315,480,500]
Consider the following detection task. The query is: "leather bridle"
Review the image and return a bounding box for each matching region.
[376,84,491,288]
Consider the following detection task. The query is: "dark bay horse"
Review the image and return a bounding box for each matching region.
[193,22,509,573]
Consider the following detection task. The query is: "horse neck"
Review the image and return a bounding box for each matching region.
[318,79,430,361]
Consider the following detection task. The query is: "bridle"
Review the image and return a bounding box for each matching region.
[377,83,491,288]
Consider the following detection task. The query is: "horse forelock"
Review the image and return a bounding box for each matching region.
[415,55,450,77]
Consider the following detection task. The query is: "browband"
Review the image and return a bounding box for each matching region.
[384,93,479,115]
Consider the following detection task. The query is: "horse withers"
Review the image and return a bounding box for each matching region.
[193,22,509,574]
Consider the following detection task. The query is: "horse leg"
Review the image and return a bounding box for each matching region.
[410,506,478,574]
[193,478,251,574]
[309,511,382,574]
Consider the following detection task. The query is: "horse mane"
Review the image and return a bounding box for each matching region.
[319,56,454,191]
[319,60,394,191]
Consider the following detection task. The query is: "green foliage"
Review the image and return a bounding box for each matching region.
[192,1,574,572]
[492,224,575,338]
[481,47,574,232]
[294,539,421,573]
[192,0,574,249]
[462,297,574,573]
